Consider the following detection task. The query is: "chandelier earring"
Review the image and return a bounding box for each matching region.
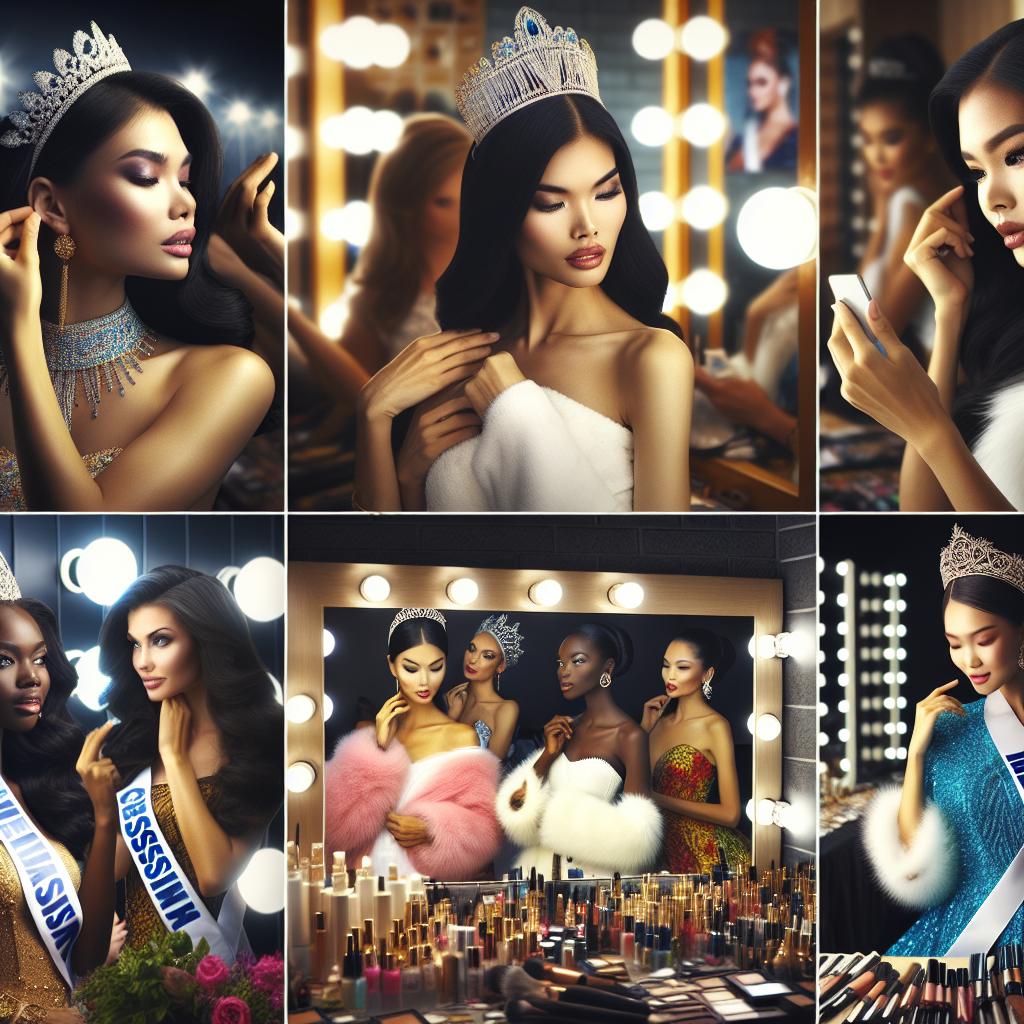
[1018,637,1024,671]
[54,233,76,332]
[599,672,612,688]
[495,672,501,692]
[702,677,713,700]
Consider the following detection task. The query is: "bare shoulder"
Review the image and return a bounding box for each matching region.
[623,327,693,377]
[445,719,481,749]
[705,712,735,741]
[496,698,520,718]
[173,344,274,410]
[616,715,648,748]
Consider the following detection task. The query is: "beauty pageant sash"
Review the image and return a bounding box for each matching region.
[0,773,82,988]
[117,766,246,962]
[946,688,1024,954]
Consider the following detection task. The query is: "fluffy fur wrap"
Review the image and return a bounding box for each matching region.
[861,784,959,908]
[496,751,550,847]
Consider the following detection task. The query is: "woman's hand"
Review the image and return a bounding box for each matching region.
[375,693,409,749]
[542,715,574,758]
[397,395,482,493]
[157,696,192,766]
[444,681,470,716]
[75,720,121,824]
[827,299,948,448]
[464,352,527,417]
[0,207,42,335]
[214,152,283,287]
[385,812,431,848]
[640,695,670,733]
[907,680,965,760]
[361,329,498,421]
[106,913,127,965]
[903,185,975,312]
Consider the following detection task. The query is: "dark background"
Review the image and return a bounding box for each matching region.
[290,512,818,866]
[0,513,285,956]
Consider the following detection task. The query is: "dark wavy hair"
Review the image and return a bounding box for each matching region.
[436,94,683,340]
[99,566,282,836]
[566,622,634,678]
[942,574,1024,624]
[0,599,93,860]
[0,71,252,347]
[663,627,736,716]
[387,615,448,659]
[857,34,945,127]
[929,21,1024,447]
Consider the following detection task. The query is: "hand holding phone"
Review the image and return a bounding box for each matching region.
[828,274,886,356]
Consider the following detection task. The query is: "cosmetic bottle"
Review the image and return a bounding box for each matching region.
[402,944,424,1009]
[356,856,376,921]
[381,950,402,1011]
[364,941,381,1014]
[313,911,329,981]
[421,944,438,1008]
[341,934,357,1009]
[286,843,311,976]
[374,875,392,940]
[466,946,484,1001]
[441,950,461,1004]
[561,939,576,968]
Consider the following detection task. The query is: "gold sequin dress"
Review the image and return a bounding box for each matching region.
[125,777,223,949]
[653,743,750,875]
[0,445,121,510]
[0,837,80,1015]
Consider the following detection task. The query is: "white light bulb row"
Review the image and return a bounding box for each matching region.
[745,797,799,830]
[319,107,403,155]
[319,16,411,69]
[632,16,729,62]
[639,187,728,233]
[632,104,728,149]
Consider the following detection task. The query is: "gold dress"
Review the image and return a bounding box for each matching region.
[0,445,121,510]
[125,777,223,949]
[0,838,80,1017]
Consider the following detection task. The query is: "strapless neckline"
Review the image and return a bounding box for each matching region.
[0,444,122,510]
[655,742,716,772]
[538,387,632,437]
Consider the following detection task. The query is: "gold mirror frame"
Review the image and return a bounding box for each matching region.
[287,561,785,868]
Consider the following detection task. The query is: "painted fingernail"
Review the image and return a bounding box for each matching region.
[488,332,500,340]
[868,299,880,320]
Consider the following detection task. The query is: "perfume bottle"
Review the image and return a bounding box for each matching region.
[466,946,483,1001]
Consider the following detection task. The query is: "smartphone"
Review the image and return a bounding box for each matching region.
[827,273,886,356]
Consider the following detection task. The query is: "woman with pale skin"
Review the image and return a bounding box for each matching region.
[0,63,274,511]
[828,21,1024,510]
[863,526,1024,953]
[641,632,749,874]
[98,567,282,952]
[445,623,521,759]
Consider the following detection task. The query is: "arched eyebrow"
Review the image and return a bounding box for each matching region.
[961,123,1024,161]
[944,623,998,639]
[117,149,193,169]
[536,167,619,194]
[0,639,46,654]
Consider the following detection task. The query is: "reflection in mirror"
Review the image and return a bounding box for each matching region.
[323,606,754,882]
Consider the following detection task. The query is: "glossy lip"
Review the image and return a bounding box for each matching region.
[465,664,478,676]
[415,689,431,700]
[559,681,573,693]
[161,227,195,258]
[12,694,42,715]
[997,222,1024,249]
[665,682,678,693]
[142,676,166,691]
[565,245,605,269]
[162,228,196,245]
[968,673,991,685]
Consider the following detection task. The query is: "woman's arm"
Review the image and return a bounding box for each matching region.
[626,330,693,511]
[289,303,374,403]
[651,719,742,827]
[618,722,652,797]
[489,700,520,761]
[874,203,929,337]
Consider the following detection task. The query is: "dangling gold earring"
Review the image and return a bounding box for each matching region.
[54,233,76,332]
[599,672,612,688]
[1017,637,1024,671]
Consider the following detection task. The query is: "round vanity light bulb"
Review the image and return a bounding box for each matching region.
[679,16,729,61]
[737,186,818,270]
[237,848,286,914]
[323,629,336,658]
[631,106,674,147]
[680,268,727,315]
[680,186,727,230]
[62,538,138,606]
[745,799,755,822]
[233,557,285,622]
[323,694,335,722]
[529,579,563,607]
[287,762,316,793]
[359,575,391,602]
[608,582,645,609]
[678,103,727,147]
[286,695,317,724]
[639,191,675,232]
[446,577,479,605]
[756,799,776,826]
[755,714,782,741]
[632,18,675,61]
[374,23,411,68]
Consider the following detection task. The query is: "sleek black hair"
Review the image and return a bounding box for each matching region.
[387,615,448,660]
[436,94,683,340]
[942,574,1024,624]
[0,599,93,860]
[857,34,945,128]
[668,628,736,675]
[566,622,634,677]
[0,71,252,347]
[99,566,282,836]
[929,21,1024,447]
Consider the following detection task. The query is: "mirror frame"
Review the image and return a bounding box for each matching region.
[288,561,785,869]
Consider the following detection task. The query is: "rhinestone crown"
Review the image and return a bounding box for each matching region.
[476,612,525,668]
[388,607,447,644]
[939,524,1024,595]
[455,7,601,145]
[1,21,132,176]
[0,553,21,602]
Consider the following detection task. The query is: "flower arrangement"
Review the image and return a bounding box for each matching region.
[75,931,284,1024]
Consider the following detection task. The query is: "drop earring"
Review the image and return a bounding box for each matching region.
[599,672,612,688]
[495,672,501,692]
[54,233,76,332]
[1018,638,1024,671]
[702,677,713,699]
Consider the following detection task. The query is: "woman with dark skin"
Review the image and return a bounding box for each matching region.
[497,623,662,877]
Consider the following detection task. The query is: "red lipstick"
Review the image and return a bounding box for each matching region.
[565,245,605,270]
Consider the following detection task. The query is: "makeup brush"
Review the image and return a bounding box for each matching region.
[487,965,652,1017]
[523,957,637,996]
[508,995,656,1024]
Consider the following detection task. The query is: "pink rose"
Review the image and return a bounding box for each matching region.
[211,996,252,1024]
[250,954,284,997]
[195,953,230,991]
[161,966,196,999]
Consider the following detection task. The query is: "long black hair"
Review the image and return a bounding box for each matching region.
[929,21,1024,447]
[663,627,736,717]
[99,566,282,836]
[0,71,252,347]
[387,614,448,660]
[942,574,1024,624]
[567,622,634,678]
[0,599,93,860]
[857,35,945,128]
[436,94,683,340]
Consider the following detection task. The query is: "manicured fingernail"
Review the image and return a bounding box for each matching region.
[830,303,837,313]
[488,332,500,339]
[868,299,880,320]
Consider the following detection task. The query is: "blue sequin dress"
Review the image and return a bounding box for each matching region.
[474,719,493,748]
[887,698,1024,954]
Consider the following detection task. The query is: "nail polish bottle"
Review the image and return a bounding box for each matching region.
[620,915,635,960]
[363,941,381,1014]
[381,950,402,1011]
[466,946,484,1001]
[402,944,424,1009]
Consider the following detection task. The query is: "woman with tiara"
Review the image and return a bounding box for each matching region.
[497,623,662,877]
[0,20,274,510]
[862,525,1024,953]
[445,613,523,758]
[354,7,693,513]
[100,567,283,960]
[325,609,502,881]
[641,629,750,874]
[0,555,125,1021]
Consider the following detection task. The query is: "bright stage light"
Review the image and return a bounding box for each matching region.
[61,538,138,606]
[237,848,285,913]
[232,557,285,622]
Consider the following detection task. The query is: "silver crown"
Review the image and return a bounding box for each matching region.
[388,607,447,643]
[455,7,601,145]
[476,612,525,668]
[1,21,132,176]
[0,553,21,602]
[940,524,1024,595]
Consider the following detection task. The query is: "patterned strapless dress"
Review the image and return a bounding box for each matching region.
[653,742,750,874]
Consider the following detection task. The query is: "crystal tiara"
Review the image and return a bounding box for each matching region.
[476,612,525,668]
[0,553,21,602]
[939,524,1024,595]
[388,607,447,643]
[1,21,132,177]
[455,7,601,145]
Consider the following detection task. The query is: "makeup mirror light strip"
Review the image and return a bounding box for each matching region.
[286,561,784,868]
[708,0,726,352]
